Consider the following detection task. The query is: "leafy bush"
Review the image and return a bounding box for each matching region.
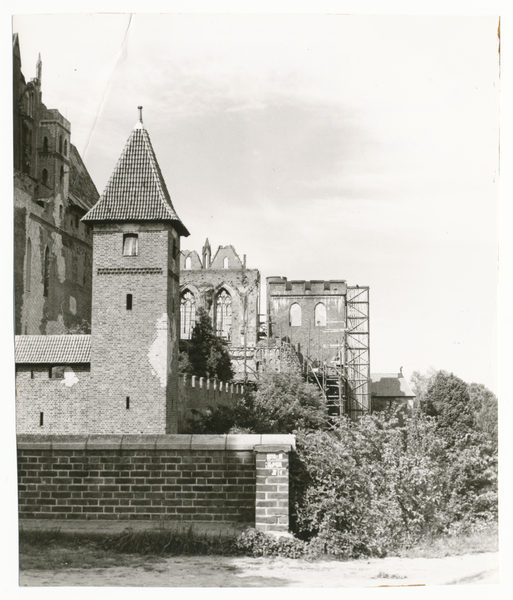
[291,411,498,558]
[234,528,308,558]
[188,371,327,434]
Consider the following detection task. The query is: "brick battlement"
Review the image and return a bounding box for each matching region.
[267,276,347,295]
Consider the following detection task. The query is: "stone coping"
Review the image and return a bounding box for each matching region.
[17,434,295,451]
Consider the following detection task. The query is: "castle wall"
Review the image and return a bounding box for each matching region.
[13,37,98,336]
[15,364,91,434]
[267,277,347,366]
[14,174,94,336]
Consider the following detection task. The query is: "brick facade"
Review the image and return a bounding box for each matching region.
[17,434,294,532]
[267,277,347,367]
[13,34,99,336]
[89,223,182,434]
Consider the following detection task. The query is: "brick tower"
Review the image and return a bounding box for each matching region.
[82,109,189,433]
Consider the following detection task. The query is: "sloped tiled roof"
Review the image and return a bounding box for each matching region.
[15,335,91,363]
[83,121,189,236]
[371,373,415,398]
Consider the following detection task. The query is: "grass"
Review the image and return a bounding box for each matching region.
[19,521,500,572]
[396,522,499,559]
[18,526,240,571]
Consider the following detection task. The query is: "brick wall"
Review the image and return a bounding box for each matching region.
[17,434,295,532]
[176,375,243,433]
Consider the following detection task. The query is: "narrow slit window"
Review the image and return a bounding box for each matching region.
[30,369,34,379]
[39,412,44,427]
[123,233,138,256]
[126,294,133,310]
[126,397,130,409]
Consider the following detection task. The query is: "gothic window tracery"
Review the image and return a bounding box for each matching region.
[216,289,232,340]
[180,290,196,340]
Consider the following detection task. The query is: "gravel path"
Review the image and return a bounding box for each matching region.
[19,551,500,587]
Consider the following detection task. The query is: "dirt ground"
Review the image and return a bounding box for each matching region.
[19,551,499,587]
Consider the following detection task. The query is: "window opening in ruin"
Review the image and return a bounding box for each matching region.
[290,303,302,327]
[126,397,130,409]
[42,169,48,185]
[60,166,64,181]
[43,136,48,151]
[223,257,229,269]
[123,233,138,256]
[185,256,192,269]
[180,290,196,340]
[43,247,50,297]
[39,412,43,427]
[59,135,63,154]
[26,238,32,292]
[127,294,133,310]
[64,140,68,156]
[315,303,327,327]
[216,289,232,340]
[59,205,63,219]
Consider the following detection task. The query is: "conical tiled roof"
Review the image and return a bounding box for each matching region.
[83,121,189,236]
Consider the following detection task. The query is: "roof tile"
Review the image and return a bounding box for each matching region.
[82,123,189,235]
[15,335,91,363]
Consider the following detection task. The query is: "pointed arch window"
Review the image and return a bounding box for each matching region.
[26,238,32,292]
[290,303,301,327]
[216,289,232,340]
[185,256,192,270]
[223,257,229,269]
[43,246,50,297]
[314,303,327,327]
[180,290,196,340]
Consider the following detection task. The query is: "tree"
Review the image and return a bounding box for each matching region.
[421,371,475,447]
[188,370,328,435]
[468,383,498,449]
[181,306,234,381]
[410,367,447,408]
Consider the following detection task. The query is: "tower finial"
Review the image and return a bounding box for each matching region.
[138,106,143,123]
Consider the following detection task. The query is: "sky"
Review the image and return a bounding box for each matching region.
[11,11,502,393]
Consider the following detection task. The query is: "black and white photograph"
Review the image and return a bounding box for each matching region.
[6,2,510,592]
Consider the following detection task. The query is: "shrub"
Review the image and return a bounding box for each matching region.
[234,528,308,558]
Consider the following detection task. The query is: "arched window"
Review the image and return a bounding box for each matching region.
[216,289,232,340]
[59,135,63,154]
[26,238,32,292]
[314,303,327,327]
[41,169,48,185]
[180,290,196,340]
[185,256,192,270]
[60,166,64,181]
[223,257,229,269]
[43,246,50,297]
[290,303,301,327]
[43,136,48,151]
[64,140,68,156]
